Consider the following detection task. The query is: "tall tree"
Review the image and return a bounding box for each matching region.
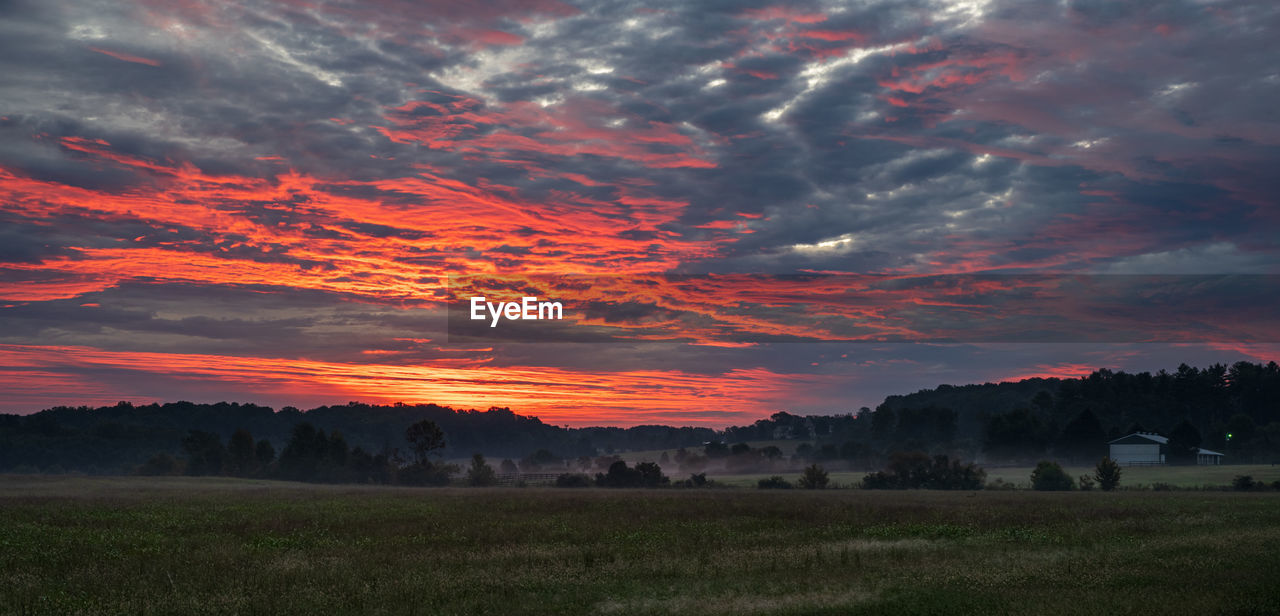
[181,430,225,476]
[1057,409,1106,463]
[227,428,256,476]
[278,423,324,480]
[405,420,446,464]
[983,408,1047,462]
[1167,419,1202,465]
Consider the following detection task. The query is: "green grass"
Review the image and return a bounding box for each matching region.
[982,464,1280,489]
[711,464,1280,489]
[2,475,1279,615]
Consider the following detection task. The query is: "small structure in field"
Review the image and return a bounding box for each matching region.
[1195,448,1224,465]
[1109,432,1167,465]
[1107,432,1224,466]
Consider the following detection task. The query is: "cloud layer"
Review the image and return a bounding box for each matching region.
[1,0,1277,424]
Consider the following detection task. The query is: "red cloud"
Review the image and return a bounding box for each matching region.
[88,46,162,67]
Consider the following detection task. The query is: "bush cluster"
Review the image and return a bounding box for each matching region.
[861,452,985,490]
[1030,460,1074,491]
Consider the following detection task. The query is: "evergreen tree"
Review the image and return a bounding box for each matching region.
[1167,420,1202,465]
[1094,456,1122,491]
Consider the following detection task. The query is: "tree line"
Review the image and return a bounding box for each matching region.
[2,361,1277,474]
[153,419,457,485]
[723,361,1280,466]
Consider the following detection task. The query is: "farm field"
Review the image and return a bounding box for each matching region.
[3,476,1279,615]
[710,463,1280,489]
[983,463,1280,489]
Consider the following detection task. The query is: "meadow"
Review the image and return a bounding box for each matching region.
[711,463,1280,489]
[2,475,1279,615]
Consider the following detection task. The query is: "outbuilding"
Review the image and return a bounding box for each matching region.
[1108,432,1167,465]
[1107,432,1225,465]
[1196,447,1224,465]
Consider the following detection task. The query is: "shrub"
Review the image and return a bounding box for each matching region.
[1077,475,1095,491]
[1152,482,1174,491]
[860,452,985,490]
[673,473,713,488]
[1093,457,1122,491]
[758,476,793,489]
[1030,460,1074,491]
[798,464,829,489]
[925,456,986,490]
[596,461,668,488]
[555,473,592,488]
[634,462,670,487]
[1232,475,1257,491]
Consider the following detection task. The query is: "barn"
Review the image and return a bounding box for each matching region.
[1108,432,1167,465]
[1107,432,1225,465]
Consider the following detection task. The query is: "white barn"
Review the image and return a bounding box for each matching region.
[1107,432,1224,466]
[1109,432,1167,465]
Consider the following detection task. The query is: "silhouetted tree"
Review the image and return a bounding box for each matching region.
[227,428,256,476]
[1057,409,1106,463]
[278,423,324,481]
[181,430,225,476]
[466,453,497,486]
[985,408,1048,462]
[255,439,275,468]
[1167,420,1202,465]
[798,464,829,489]
[405,420,446,464]
[596,460,668,487]
[870,407,896,438]
[1094,456,1122,491]
[861,452,984,490]
[634,461,668,487]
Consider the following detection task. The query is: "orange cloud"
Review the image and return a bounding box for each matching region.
[0,344,835,427]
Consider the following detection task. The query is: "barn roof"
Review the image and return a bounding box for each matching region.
[1197,448,1224,456]
[1109,432,1167,445]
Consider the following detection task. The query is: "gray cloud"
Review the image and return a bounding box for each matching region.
[1,0,1277,419]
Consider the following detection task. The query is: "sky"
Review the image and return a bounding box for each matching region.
[1,0,1278,426]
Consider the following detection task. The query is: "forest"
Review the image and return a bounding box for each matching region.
[1,361,1277,476]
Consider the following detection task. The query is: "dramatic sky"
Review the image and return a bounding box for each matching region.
[1,0,1278,425]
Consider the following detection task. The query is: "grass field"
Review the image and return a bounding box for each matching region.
[2,476,1279,615]
[711,463,1280,489]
